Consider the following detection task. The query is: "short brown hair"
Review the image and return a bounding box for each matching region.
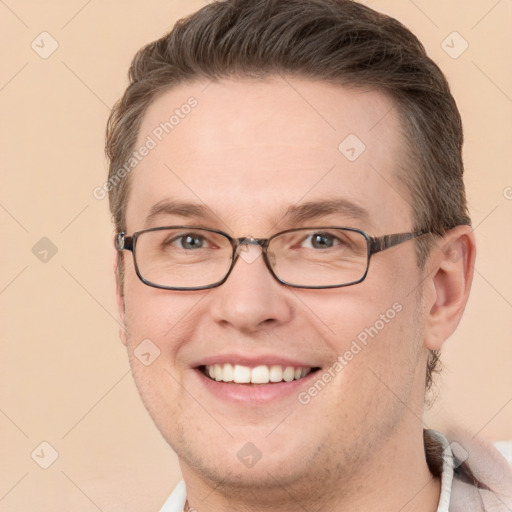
[105,0,471,393]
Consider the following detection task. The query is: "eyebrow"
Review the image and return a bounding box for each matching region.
[279,198,370,226]
[144,197,371,229]
[144,199,217,228]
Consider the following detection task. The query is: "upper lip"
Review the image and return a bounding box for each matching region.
[191,352,322,369]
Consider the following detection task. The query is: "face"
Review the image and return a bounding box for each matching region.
[118,78,430,496]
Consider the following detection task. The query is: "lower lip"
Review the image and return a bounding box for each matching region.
[194,368,319,404]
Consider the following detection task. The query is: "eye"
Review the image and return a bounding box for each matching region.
[166,232,210,250]
[302,232,342,249]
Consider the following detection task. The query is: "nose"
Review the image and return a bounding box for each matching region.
[208,243,294,333]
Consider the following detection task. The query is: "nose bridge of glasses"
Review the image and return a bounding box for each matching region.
[235,236,268,248]
[232,237,271,266]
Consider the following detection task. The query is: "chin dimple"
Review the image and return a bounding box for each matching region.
[202,363,312,384]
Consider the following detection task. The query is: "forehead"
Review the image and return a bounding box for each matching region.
[125,77,411,234]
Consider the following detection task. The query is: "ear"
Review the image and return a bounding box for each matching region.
[423,225,476,351]
[114,251,128,346]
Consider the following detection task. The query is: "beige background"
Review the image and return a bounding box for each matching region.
[0,1,511,510]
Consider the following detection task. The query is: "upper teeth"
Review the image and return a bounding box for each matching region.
[205,364,312,384]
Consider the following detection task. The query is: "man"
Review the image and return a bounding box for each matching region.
[105,1,512,510]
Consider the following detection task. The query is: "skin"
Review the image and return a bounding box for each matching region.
[115,77,475,512]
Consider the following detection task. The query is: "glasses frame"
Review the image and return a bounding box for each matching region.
[116,226,428,291]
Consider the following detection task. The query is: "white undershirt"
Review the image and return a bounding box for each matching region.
[158,432,454,512]
[434,430,455,512]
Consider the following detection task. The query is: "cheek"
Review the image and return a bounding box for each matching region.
[121,289,192,438]
[303,282,394,345]
[319,299,424,431]
[315,286,423,393]
[122,271,199,346]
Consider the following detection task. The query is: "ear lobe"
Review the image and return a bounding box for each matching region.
[424,226,476,351]
[114,252,128,346]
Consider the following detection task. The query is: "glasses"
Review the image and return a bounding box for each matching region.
[116,226,428,290]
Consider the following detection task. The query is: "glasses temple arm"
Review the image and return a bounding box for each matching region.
[116,232,133,252]
[369,231,428,254]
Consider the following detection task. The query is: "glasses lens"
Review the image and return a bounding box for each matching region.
[269,228,369,287]
[134,228,233,289]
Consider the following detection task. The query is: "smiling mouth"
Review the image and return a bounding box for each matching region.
[199,364,321,384]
